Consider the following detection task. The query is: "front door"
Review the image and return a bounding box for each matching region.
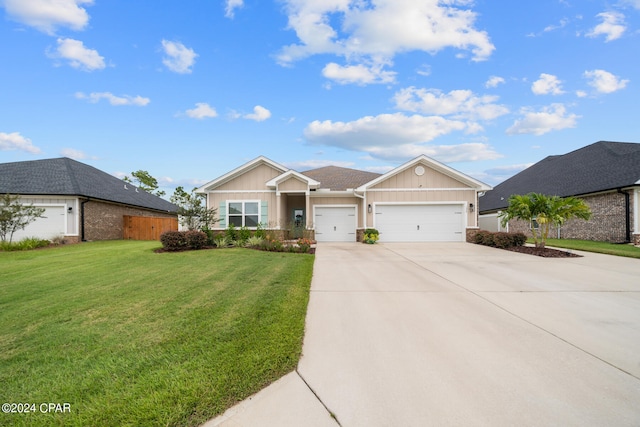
[292,208,305,238]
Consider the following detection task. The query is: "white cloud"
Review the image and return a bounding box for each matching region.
[49,38,105,71]
[584,69,629,93]
[60,148,92,159]
[620,0,640,9]
[225,0,243,18]
[244,105,271,121]
[485,76,505,88]
[531,73,564,95]
[586,11,626,42]
[543,18,569,33]
[277,0,494,82]
[75,92,150,106]
[0,132,41,154]
[303,112,500,162]
[2,0,92,34]
[184,103,218,119]
[161,40,197,74]
[393,87,509,121]
[322,62,396,85]
[506,104,579,136]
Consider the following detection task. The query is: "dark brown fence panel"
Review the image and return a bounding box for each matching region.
[123,216,178,241]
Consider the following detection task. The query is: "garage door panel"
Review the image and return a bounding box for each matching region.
[315,207,356,242]
[375,204,464,242]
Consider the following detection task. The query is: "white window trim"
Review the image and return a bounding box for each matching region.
[226,200,261,228]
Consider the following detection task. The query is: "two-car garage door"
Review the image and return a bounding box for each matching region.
[375,204,465,242]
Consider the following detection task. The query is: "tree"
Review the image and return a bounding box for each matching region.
[499,193,592,248]
[170,186,218,231]
[123,170,165,197]
[0,194,46,243]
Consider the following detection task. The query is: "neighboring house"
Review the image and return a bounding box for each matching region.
[0,157,178,242]
[479,141,640,245]
[197,155,491,242]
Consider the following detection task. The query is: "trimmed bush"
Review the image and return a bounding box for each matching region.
[185,230,208,249]
[473,231,526,249]
[160,231,188,251]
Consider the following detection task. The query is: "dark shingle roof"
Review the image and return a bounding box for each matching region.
[480,141,640,213]
[301,166,382,191]
[0,157,178,213]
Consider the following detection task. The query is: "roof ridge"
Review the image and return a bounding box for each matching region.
[63,157,82,194]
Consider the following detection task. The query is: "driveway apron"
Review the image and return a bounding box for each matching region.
[298,242,640,426]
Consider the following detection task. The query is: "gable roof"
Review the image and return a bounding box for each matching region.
[301,166,382,191]
[197,156,288,192]
[265,170,320,189]
[357,155,492,191]
[0,157,178,213]
[479,141,640,213]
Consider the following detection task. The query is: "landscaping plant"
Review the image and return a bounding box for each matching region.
[499,193,591,248]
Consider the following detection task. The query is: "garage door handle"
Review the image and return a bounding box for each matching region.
[417,225,420,230]
[334,226,336,231]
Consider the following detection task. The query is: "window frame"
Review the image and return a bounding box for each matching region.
[227,200,261,228]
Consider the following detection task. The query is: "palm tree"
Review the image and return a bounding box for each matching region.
[499,193,592,248]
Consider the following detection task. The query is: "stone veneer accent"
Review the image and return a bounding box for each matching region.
[83,200,176,241]
[506,191,634,243]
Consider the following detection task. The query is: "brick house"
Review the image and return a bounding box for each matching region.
[0,157,178,242]
[479,141,640,245]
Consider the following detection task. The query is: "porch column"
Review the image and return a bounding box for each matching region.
[276,191,281,229]
[305,191,311,228]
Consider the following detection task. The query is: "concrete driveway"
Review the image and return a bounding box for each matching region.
[208,242,640,426]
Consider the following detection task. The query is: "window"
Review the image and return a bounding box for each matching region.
[228,201,259,227]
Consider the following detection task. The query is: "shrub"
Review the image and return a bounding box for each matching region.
[225,224,237,241]
[185,230,208,249]
[0,237,51,251]
[245,236,264,248]
[364,228,379,236]
[297,238,312,253]
[254,223,266,239]
[160,231,188,251]
[473,231,527,249]
[213,235,230,248]
[237,226,251,246]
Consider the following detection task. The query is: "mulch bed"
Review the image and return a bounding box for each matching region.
[505,246,582,258]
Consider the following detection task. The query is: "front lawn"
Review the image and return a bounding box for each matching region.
[0,241,314,426]
[535,238,640,259]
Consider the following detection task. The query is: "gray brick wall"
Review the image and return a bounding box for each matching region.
[83,200,176,241]
[506,191,634,243]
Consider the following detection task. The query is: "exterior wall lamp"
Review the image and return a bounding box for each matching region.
[469,203,474,212]
[368,204,372,213]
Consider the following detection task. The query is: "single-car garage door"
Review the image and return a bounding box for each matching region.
[375,204,464,242]
[314,206,356,242]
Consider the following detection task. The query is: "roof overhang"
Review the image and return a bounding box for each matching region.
[266,170,320,189]
[196,156,288,193]
[356,154,492,191]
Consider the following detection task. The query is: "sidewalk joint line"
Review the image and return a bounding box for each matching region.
[295,368,343,427]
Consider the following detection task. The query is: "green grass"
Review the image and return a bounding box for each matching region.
[533,238,640,259]
[0,241,315,426]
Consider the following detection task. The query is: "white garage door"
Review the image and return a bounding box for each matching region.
[375,204,464,242]
[12,206,66,242]
[314,206,356,242]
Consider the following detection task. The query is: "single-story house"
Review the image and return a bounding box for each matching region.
[196,155,492,242]
[479,141,640,245]
[0,157,178,242]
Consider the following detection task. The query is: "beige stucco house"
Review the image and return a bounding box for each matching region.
[197,155,491,242]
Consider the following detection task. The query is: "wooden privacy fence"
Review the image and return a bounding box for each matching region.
[123,216,178,241]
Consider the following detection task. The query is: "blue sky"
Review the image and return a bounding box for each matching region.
[1,0,638,195]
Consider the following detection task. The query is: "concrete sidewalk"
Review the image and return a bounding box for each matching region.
[204,242,640,426]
